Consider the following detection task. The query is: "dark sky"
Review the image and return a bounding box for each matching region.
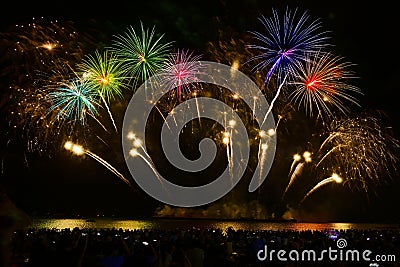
[1,0,399,222]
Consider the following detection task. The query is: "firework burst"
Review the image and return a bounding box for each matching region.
[77,50,132,131]
[46,78,100,127]
[1,18,98,155]
[288,51,362,119]
[314,113,399,194]
[110,22,173,88]
[160,49,203,101]
[78,50,131,101]
[247,7,331,87]
[0,17,90,83]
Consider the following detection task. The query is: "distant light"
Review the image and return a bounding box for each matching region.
[129,148,139,157]
[267,129,275,136]
[293,154,301,161]
[71,144,84,156]
[42,43,55,50]
[223,137,230,145]
[231,59,239,70]
[126,132,136,140]
[259,130,267,138]
[303,151,312,162]
[303,151,311,158]
[261,143,268,150]
[79,73,89,80]
[133,139,142,148]
[332,173,343,183]
[64,141,73,151]
[99,76,110,85]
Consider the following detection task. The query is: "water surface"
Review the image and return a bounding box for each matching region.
[28,218,400,231]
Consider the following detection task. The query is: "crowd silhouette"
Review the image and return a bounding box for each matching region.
[6,226,400,267]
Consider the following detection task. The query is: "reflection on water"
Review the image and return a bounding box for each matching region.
[31,219,152,230]
[29,218,400,232]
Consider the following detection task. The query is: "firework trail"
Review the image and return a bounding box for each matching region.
[247,7,331,87]
[283,151,312,198]
[221,116,241,181]
[314,114,400,193]
[192,91,202,127]
[288,51,362,119]
[222,130,234,179]
[257,140,269,187]
[110,22,173,90]
[64,141,134,189]
[284,162,304,198]
[300,173,342,204]
[78,50,131,131]
[261,74,288,126]
[126,132,164,187]
[288,153,302,176]
[154,92,178,130]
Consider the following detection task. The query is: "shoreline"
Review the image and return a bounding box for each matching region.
[27,215,400,225]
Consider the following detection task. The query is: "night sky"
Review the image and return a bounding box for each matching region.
[1,0,399,222]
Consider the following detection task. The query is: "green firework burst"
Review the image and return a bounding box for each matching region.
[110,22,173,88]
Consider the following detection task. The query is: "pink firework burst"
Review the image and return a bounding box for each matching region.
[161,49,203,101]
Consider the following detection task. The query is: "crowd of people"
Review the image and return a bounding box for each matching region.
[6,226,400,267]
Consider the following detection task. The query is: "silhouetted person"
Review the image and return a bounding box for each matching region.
[186,239,204,267]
